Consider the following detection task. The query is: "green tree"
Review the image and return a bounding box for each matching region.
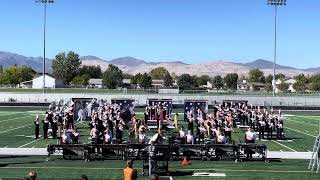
[138,73,152,88]
[277,82,289,92]
[191,75,199,88]
[149,67,168,80]
[102,64,123,89]
[224,73,238,90]
[264,74,274,92]
[275,73,286,80]
[197,75,210,86]
[177,74,192,90]
[0,65,35,85]
[71,74,90,86]
[248,69,264,83]
[265,74,273,84]
[79,65,102,78]
[131,73,142,85]
[123,73,133,79]
[163,72,173,87]
[52,51,81,84]
[212,75,224,90]
[0,65,3,74]
[309,74,320,91]
[293,74,308,92]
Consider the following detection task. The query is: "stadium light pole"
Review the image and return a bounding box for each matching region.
[35,0,54,94]
[267,0,287,97]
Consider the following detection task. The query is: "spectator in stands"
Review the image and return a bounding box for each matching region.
[22,171,37,180]
[34,114,40,139]
[149,174,158,180]
[80,175,88,180]
[123,160,138,180]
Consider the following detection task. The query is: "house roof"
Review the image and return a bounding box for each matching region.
[122,79,131,84]
[89,78,103,85]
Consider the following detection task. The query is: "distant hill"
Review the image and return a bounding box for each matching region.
[108,57,147,66]
[243,59,297,70]
[0,51,318,77]
[0,51,52,73]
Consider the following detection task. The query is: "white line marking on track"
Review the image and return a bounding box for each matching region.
[0,115,33,122]
[285,127,317,138]
[272,140,297,152]
[0,124,33,134]
[18,138,41,148]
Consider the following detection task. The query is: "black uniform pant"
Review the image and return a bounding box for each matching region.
[267,127,273,140]
[43,125,48,139]
[225,130,232,143]
[277,128,283,139]
[259,126,265,140]
[35,125,39,139]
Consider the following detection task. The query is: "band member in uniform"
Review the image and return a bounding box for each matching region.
[174,113,179,129]
[258,112,265,140]
[277,110,284,139]
[34,114,40,139]
[187,113,194,135]
[245,128,256,143]
[267,112,275,140]
[42,115,49,139]
[224,113,233,143]
[52,115,58,139]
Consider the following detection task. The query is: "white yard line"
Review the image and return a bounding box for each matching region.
[286,118,319,127]
[294,115,320,121]
[0,124,33,134]
[0,112,26,117]
[272,140,297,152]
[18,139,41,148]
[0,115,33,122]
[285,127,317,138]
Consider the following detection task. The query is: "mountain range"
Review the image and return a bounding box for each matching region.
[0,51,319,77]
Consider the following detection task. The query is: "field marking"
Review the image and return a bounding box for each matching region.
[293,115,320,121]
[0,115,34,122]
[286,118,319,127]
[18,138,41,148]
[272,140,297,152]
[285,127,317,138]
[0,166,313,173]
[0,124,33,134]
[0,112,27,117]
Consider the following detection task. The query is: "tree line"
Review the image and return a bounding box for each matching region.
[1,51,320,92]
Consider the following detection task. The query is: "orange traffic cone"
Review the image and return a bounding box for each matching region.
[182,157,189,166]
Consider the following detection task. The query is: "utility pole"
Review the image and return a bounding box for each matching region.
[35,0,54,94]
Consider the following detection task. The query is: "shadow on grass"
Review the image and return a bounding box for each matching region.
[0,155,47,167]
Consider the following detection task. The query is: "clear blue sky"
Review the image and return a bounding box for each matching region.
[0,0,319,68]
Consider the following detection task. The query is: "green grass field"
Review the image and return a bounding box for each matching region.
[0,107,319,179]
